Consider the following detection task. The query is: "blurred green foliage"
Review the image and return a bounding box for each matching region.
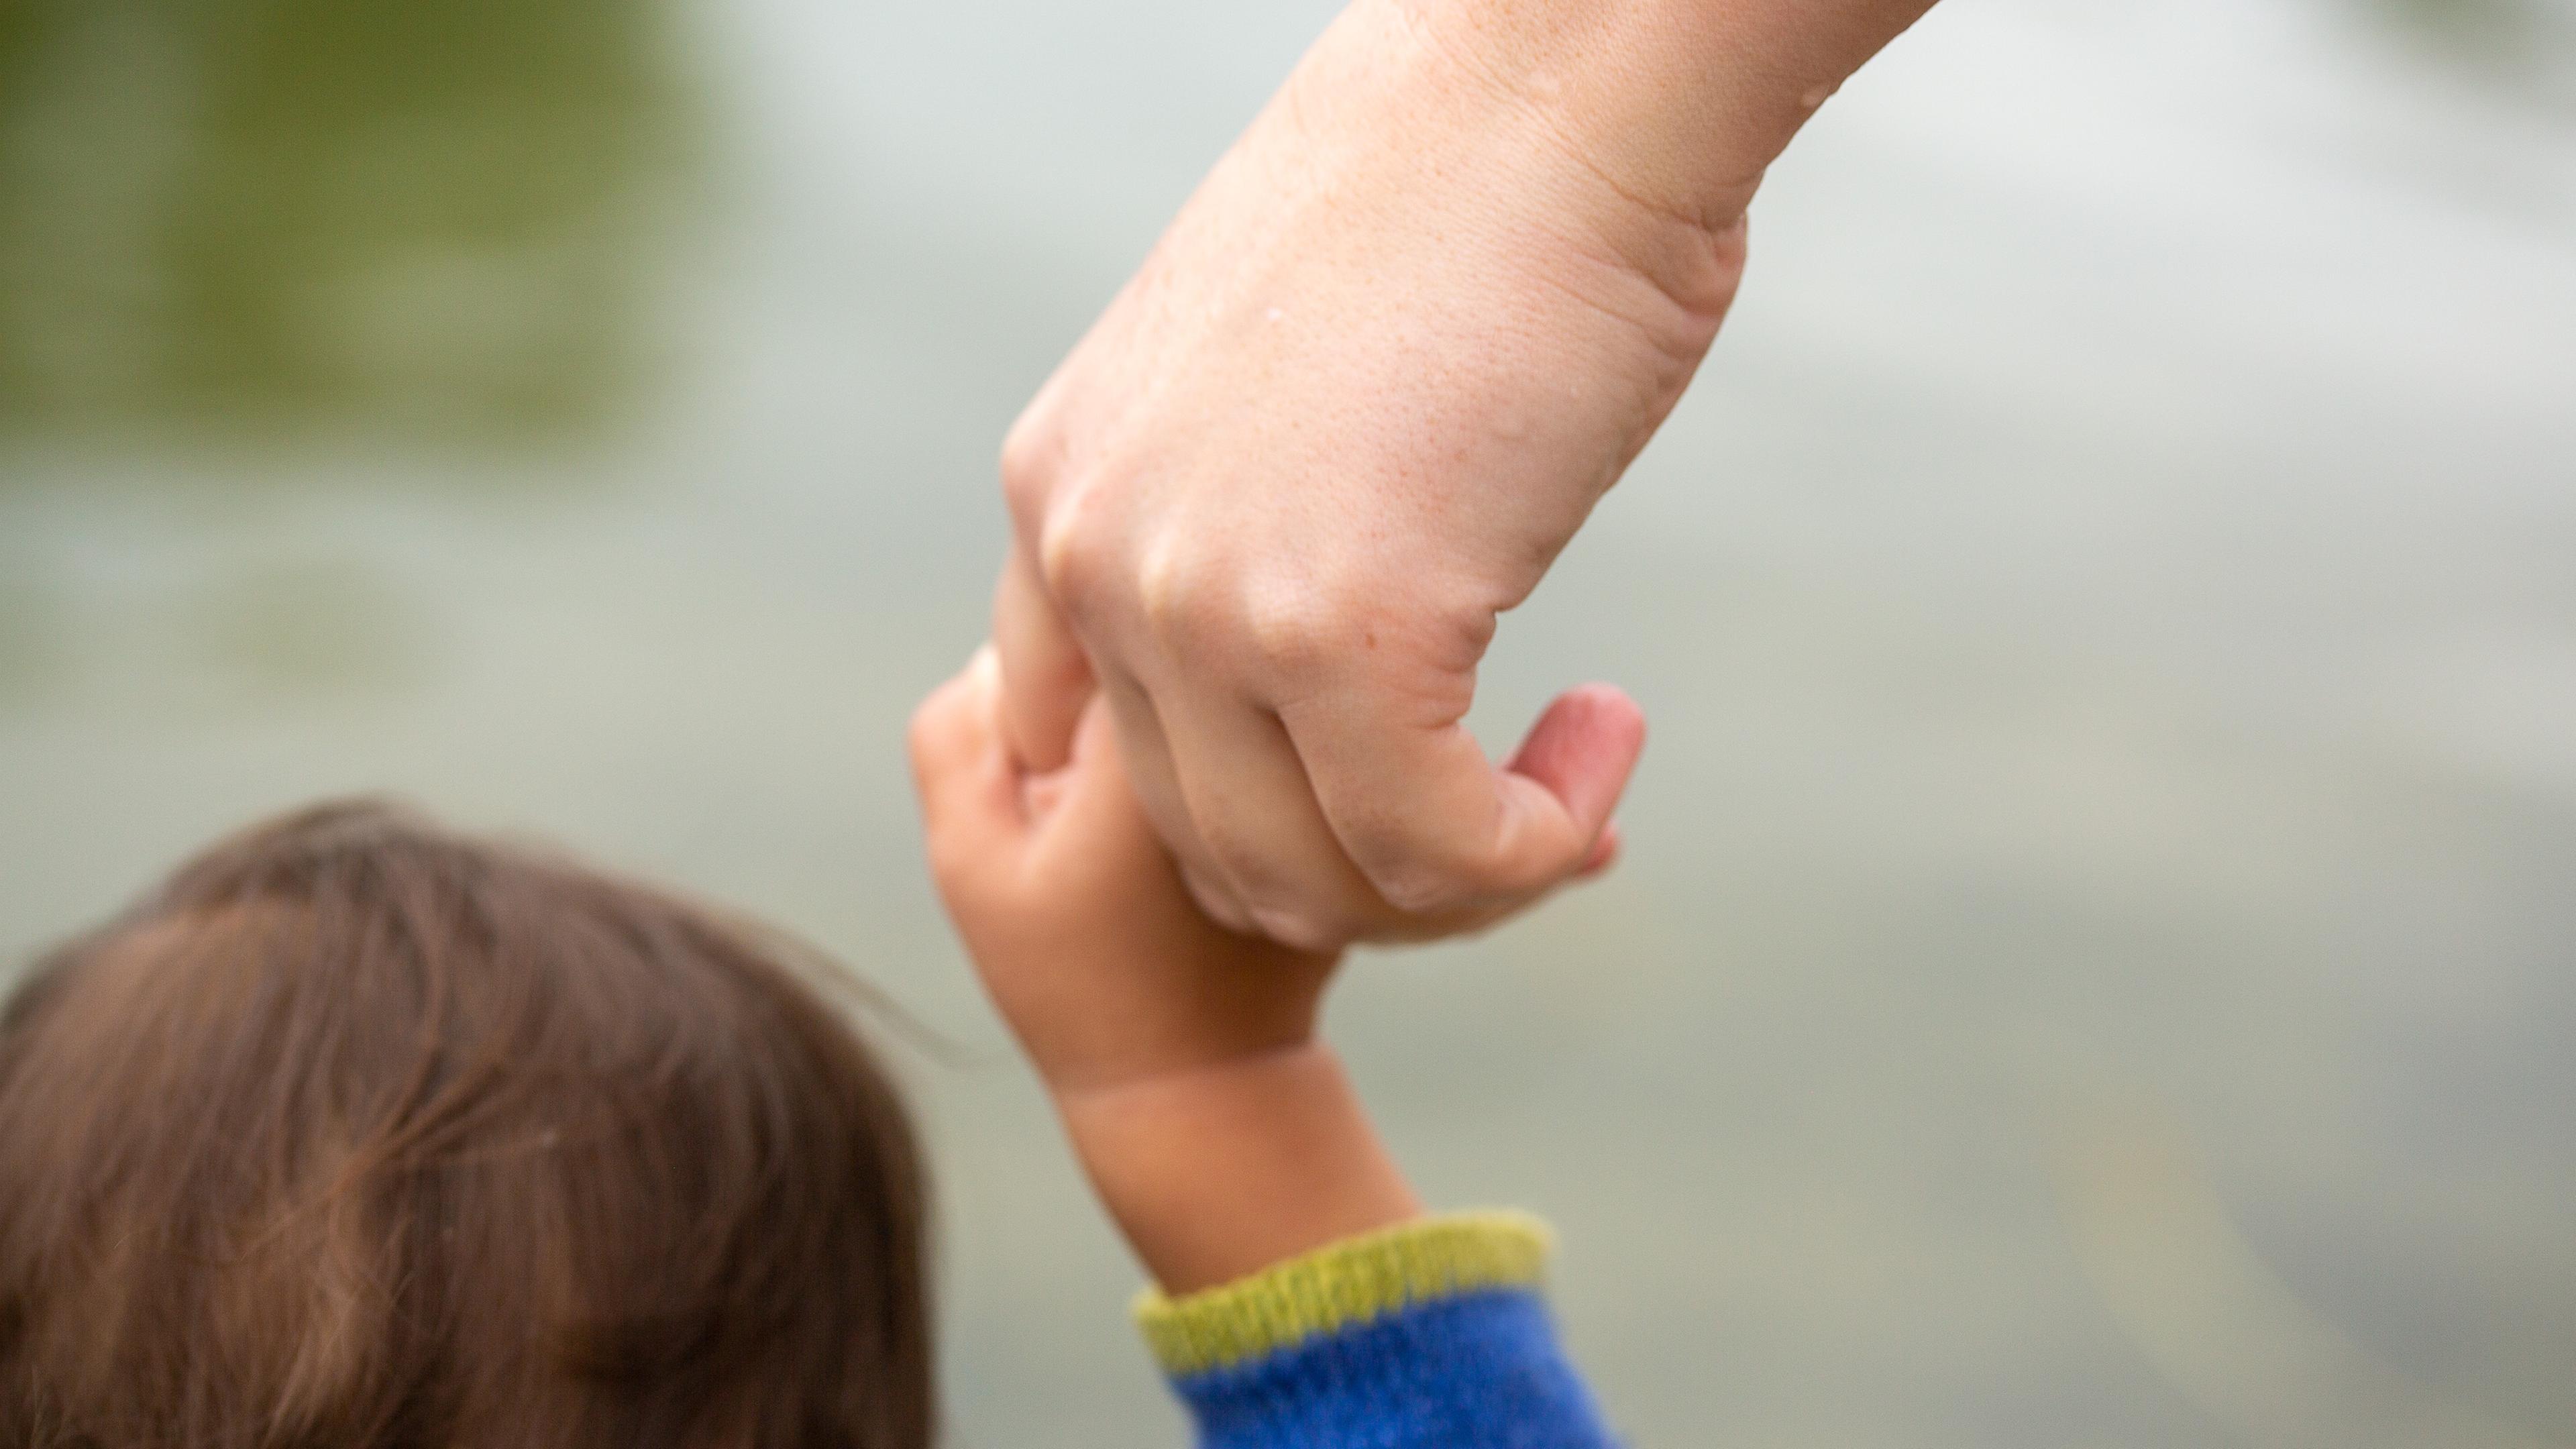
[2372,0,2576,74]
[0,0,2557,455]
[0,0,695,446]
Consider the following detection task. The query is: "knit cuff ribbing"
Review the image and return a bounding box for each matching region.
[1134,1210,1554,1378]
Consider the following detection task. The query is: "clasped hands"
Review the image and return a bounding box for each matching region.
[975,0,1936,952]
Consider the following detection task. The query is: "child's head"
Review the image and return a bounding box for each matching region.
[0,800,932,1448]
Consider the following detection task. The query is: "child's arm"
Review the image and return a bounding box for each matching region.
[911,649,1619,1446]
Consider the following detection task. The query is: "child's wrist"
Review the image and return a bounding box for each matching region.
[1053,1042,1421,1296]
[1018,1010,1326,1106]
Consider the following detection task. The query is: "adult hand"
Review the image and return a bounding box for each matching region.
[996,0,1937,948]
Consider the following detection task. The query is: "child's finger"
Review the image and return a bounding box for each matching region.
[908,648,1026,870]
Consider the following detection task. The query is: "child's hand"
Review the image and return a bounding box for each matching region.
[910,648,1419,1292]
[908,647,1336,1097]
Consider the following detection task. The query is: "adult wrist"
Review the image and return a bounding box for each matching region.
[1269,0,1770,320]
[1381,0,1935,252]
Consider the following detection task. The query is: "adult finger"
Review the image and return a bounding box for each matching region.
[1152,682,1395,951]
[1287,682,1646,918]
[1036,697,1158,855]
[1087,663,1260,936]
[1574,823,1623,880]
[1505,686,1650,843]
[991,542,1093,773]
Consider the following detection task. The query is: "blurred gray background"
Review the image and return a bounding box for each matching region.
[4,0,2574,1443]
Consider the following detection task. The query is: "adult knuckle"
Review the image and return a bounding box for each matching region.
[1369,865,1476,918]
[1134,531,1208,648]
[1343,826,1488,917]
[1237,577,1371,684]
[998,411,1063,527]
[1242,590,1331,673]
[1034,495,1115,621]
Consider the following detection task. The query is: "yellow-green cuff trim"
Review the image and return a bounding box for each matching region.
[1134,1210,1554,1378]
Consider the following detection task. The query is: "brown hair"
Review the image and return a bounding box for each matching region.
[0,800,933,1448]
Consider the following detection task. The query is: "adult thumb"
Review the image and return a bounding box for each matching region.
[1504,684,1648,859]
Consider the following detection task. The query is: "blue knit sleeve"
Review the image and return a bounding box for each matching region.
[1134,1212,1618,1449]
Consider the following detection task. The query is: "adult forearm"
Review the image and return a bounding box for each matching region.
[1252,0,1935,311]
[1405,0,1939,221]
[989,0,1935,951]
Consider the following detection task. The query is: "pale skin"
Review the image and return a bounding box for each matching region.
[995,0,1940,950]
